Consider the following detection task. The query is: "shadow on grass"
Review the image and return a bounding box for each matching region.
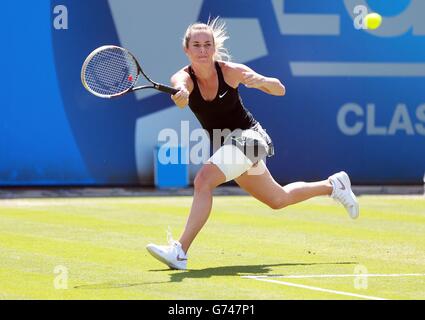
[166,261,356,283]
[74,261,355,289]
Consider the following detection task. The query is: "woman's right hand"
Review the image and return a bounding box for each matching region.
[171,87,190,108]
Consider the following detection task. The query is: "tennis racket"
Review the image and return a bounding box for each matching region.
[81,45,178,98]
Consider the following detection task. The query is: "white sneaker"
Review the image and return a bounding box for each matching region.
[328,171,359,219]
[146,236,188,270]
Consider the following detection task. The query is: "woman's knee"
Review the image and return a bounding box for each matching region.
[267,194,290,210]
[194,165,225,191]
[193,172,208,191]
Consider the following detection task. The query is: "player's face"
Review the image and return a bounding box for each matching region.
[185,31,215,64]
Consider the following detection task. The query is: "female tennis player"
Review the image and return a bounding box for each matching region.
[146,18,359,270]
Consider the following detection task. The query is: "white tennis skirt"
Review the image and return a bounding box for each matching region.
[207,123,274,182]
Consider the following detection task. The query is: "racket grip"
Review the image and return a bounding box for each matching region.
[155,84,179,95]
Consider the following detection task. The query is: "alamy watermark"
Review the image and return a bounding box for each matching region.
[353,264,369,290]
[54,265,69,290]
[353,5,370,30]
[157,121,269,176]
[53,5,68,30]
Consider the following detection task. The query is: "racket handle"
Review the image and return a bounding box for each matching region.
[155,84,179,95]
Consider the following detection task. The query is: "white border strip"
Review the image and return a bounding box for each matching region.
[244,277,387,300]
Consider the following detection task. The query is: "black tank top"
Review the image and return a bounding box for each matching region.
[188,62,257,142]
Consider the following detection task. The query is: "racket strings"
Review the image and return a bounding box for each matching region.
[83,47,139,96]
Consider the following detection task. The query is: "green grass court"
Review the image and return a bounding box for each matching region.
[1,195,424,300]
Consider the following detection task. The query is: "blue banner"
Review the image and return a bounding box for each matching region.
[1,0,424,186]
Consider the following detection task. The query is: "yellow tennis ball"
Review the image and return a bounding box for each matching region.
[364,13,382,30]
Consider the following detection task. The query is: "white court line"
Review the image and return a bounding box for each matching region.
[244,273,425,279]
[244,277,387,300]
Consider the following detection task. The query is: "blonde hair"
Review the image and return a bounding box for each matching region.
[183,16,231,61]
